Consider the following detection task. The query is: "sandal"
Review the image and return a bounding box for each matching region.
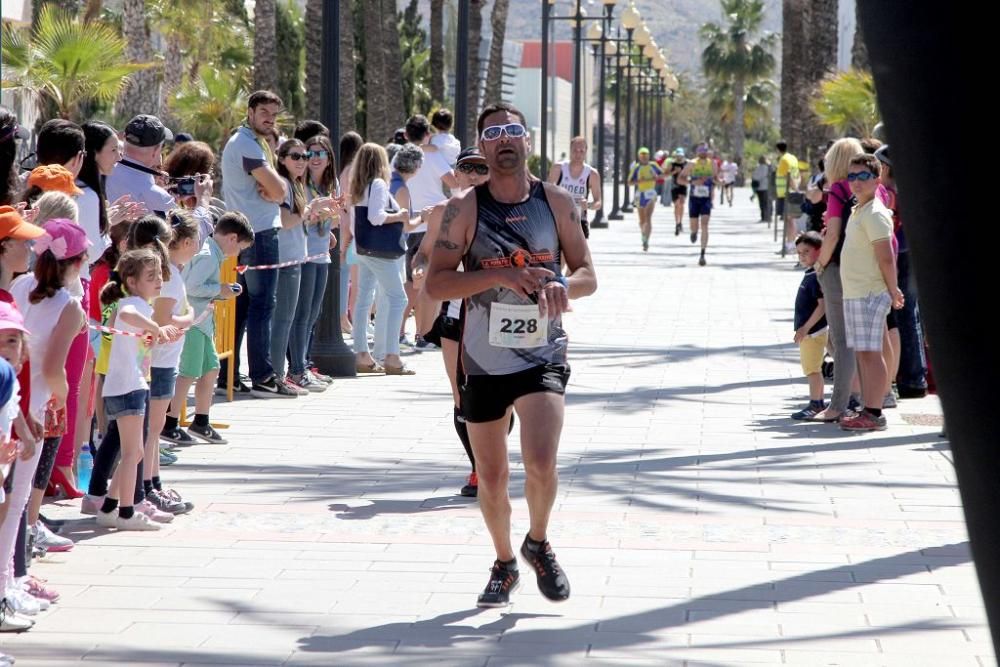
[384,364,415,376]
[356,361,384,374]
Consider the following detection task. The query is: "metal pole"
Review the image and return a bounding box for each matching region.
[312,0,355,377]
[541,0,550,176]
[656,84,663,152]
[455,0,470,146]
[592,30,607,228]
[608,27,623,220]
[571,0,583,137]
[621,29,634,213]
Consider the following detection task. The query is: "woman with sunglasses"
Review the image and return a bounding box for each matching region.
[287,135,341,391]
[272,139,337,395]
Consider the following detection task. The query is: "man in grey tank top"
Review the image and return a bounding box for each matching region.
[426,102,598,608]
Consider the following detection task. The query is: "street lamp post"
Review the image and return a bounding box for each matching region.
[312,0,355,377]
[585,3,616,229]
[455,0,470,146]
[608,34,624,220]
[571,0,584,137]
[540,0,552,176]
[620,31,635,212]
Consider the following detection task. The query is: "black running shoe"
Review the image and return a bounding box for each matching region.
[675,222,682,236]
[690,231,698,244]
[698,252,706,266]
[460,472,478,498]
[477,559,520,608]
[188,423,228,444]
[519,535,570,602]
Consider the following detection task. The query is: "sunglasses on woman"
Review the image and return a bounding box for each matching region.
[846,171,877,182]
[286,152,309,161]
[458,163,489,175]
[306,150,329,159]
[480,123,526,141]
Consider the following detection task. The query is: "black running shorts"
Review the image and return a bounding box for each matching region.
[460,363,571,424]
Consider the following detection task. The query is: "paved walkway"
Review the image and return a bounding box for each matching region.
[5,188,991,666]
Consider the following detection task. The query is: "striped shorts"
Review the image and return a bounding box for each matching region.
[843,292,891,352]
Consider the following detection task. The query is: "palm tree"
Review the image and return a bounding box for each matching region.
[810,69,879,138]
[466,0,486,135]
[364,0,389,141]
[1,6,151,122]
[117,0,160,120]
[700,0,777,160]
[781,0,809,156]
[253,0,278,93]
[169,68,249,157]
[430,0,445,103]
[708,78,776,132]
[484,0,510,104]
[304,0,322,119]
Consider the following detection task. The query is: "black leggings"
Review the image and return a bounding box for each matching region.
[32,436,62,491]
[89,415,145,505]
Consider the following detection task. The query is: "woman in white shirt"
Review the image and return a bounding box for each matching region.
[349,144,412,375]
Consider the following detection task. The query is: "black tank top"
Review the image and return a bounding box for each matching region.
[461,181,568,375]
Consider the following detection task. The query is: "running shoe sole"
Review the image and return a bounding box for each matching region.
[476,578,520,608]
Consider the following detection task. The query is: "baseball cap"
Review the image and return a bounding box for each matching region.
[0,301,28,335]
[456,147,486,165]
[34,218,92,260]
[124,114,173,147]
[874,144,891,167]
[26,165,83,196]
[673,147,685,157]
[0,206,45,241]
[637,147,650,155]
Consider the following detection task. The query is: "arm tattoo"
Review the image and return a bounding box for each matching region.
[434,201,463,252]
[434,238,461,250]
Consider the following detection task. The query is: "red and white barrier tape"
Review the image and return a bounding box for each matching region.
[236,252,329,274]
[89,304,215,339]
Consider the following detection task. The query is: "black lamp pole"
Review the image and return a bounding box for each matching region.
[590,13,609,229]
[455,0,470,145]
[540,0,551,176]
[621,28,635,213]
[608,29,624,220]
[312,0,355,378]
[571,0,583,137]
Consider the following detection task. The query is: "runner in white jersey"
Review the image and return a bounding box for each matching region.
[426,103,597,609]
[546,136,602,239]
[720,156,738,207]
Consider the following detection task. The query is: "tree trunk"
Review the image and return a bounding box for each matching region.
[304,0,323,120]
[732,77,746,160]
[804,0,838,157]
[851,0,869,70]
[484,0,510,105]
[83,0,102,22]
[381,0,405,130]
[117,0,159,121]
[364,0,389,143]
[780,0,809,157]
[466,0,486,135]
[253,0,278,93]
[160,33,183,125]
[339,0,357,134]
[430,0,445,104]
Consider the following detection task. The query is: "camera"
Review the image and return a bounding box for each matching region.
[169,176,197,196]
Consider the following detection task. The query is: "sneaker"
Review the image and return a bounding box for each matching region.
[145,489,188,515]
[0,598,33,633]
[792,403,826,420]
[840,410,888,432]
[165,488,195,513]
[3,589,39,616]
[96,509,118,528]
[414,337,439,351]
[116,512,162,531]
[846,395,863,415]
[897,385,927,399]
[0,651,17,664]
[159,448,177,466]
[476,559,520,608]
[308,367,334,384]
[690,231,698,244]
[160,426,197,447]
[289,373,327,394]
[215,375,252,396]
[641,239,649,252]
[20,576,58,603]
[698,252,706,266]
[250,376,299,399]
[280,376,309,396]
[80,493,105,516]
[882,392,898,409]
[460,471,478,498]
[14,581,48,611]
[675,222,682,236]
[136,500,174,523]
[188,422,229,444]
[519,535,570,602]
[399,334,415,348]
[32,522,73,553]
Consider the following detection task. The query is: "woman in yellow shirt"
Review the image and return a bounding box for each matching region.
[628,147,664,252]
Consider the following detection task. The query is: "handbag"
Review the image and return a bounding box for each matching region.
[354,183,405,259]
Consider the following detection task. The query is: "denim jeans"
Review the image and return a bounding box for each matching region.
[270,264,302,379]
[241,228,279,383]
[895,250,927,389]
[352,255,407,359]
[290,262,328,376]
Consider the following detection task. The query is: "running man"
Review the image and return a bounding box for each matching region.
[720,156,738,207]
[413,147,492,497]
[425,102,597,608]
[628,147,663,251]
[546,136,602,239]
[668,148,689,236]
[682,144,719,266]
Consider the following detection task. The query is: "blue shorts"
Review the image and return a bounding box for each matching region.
[104,388,148,421]
[150,366,178,401]
[689,196,713,218]
[635,190,657,207]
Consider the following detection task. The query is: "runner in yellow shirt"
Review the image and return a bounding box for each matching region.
[775,141,801,256]
[681,144,720,266]
[628,147,664,252]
